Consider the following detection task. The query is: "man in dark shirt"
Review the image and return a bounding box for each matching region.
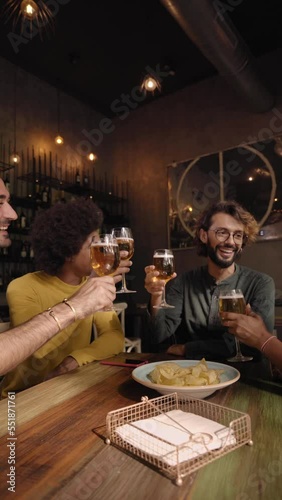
[145,201,275,360]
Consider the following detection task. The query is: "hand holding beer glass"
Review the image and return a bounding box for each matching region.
[111,227,136,293]
[153,248,175,309]
[219,288,253,362]
[90,234,120,310]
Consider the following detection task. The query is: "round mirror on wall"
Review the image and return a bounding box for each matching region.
[168,138,281,249]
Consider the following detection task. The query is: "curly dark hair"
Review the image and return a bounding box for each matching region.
[30,198,103,274]
[194,200,259,257]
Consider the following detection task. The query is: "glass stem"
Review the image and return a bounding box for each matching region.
[160,287,166,306]
[235,337,243,356]
[121,272,127,290]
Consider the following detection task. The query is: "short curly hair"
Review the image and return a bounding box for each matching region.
[194,200,259,257]
[31,198,103,274]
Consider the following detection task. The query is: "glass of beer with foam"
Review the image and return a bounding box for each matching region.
[111,227,136,293]
[219,288,253,362]
[153,248,175,309]
[90,234,120,310]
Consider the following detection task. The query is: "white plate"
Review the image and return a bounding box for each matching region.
[132,360,240,399]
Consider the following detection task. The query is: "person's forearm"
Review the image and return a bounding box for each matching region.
[149,295,161,316]
[260,336,282,371]
[0,302,77,375]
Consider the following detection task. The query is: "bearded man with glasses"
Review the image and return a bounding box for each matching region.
[145,200,275,360]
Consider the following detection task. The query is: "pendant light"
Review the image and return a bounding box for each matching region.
[54,88,64,145]
[3,0,53,30]
[10,67,20,165]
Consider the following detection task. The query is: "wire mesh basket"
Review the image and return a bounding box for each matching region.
[105,393,252,485]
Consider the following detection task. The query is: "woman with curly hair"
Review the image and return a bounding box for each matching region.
[1,198,131,396]
[144,200,275,360]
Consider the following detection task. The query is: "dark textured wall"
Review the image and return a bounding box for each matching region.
[106,49,282,302]
[1,52,282,305]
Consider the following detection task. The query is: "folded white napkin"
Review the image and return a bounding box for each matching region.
[116,409,236,466]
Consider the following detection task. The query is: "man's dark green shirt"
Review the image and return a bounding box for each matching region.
[151,265,275,360]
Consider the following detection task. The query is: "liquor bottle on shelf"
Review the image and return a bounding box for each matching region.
[20,210,27,229]
[2,247,9,258]
[41,185,49,203]
[35,183,42,204]
[83,171,89,187]
[75,170,81,185]
[20,243,27,260]
[59,189,66,203]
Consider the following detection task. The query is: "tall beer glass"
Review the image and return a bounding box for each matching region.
[90,234,120,310]
[219,288,253,362]
[153,249,175,309]
[111,227,136,293]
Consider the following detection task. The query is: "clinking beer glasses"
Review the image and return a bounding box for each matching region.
[90,234,120,310]
[111,227,136,293]
[219,288,253,362]
[153,249,175,309]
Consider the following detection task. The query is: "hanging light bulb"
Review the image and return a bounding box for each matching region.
[20,0,39,19]
[54,88,64,145]
[144,76,158,91]
[3,0,53,34]
[141,74,161,93]
[10,68,20,165]
[88,152,97,162]
[55,135,64,145]
[10,153,21,164]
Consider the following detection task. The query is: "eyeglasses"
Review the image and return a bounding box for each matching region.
[208,228,247,244]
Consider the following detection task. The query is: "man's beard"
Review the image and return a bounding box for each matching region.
[206,241,241,268]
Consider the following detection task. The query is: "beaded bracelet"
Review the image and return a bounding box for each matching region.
[260,335,276,353]
[62,298,77,321]
[46,308,62,331]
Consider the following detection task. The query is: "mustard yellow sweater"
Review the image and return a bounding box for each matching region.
[1,272,124,397]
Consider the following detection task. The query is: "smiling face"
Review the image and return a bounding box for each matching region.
[0,178,18,248]
[200,213,244,269]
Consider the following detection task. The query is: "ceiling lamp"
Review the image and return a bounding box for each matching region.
[54,89,64,146]
[3,0,53,33]
[55,135,64,145]
[141,74,161,93]
[10,67,20,165]
[88,153,97,162]
[11,153,21,164]
[20,0,38,19]
[274,136,282,157]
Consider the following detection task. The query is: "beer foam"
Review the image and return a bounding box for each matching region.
[154,253,173,258]
[221,294,243,299]
[92,243,118,247]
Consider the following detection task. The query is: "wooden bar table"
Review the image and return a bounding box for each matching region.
[0,354,281,500]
